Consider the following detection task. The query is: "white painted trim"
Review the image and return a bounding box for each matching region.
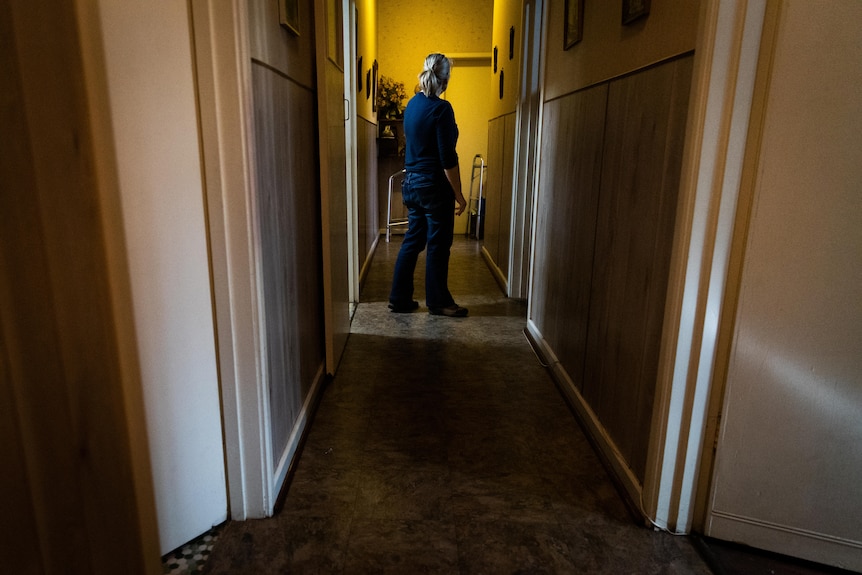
[190,0,271,520]
[707,511,862,571]
[525,0,549,325]
[643,0,767,533]
[344,0,360,308]
[509,0,544,301]
[481,246,508,294]
[525,320,645,518]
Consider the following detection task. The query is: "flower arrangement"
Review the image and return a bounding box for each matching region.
[376,75,407,119]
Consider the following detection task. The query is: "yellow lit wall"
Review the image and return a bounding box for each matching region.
[489,0,522,118]
[378,0,494,233]
[356,0,378,121]
[377,0,493,101]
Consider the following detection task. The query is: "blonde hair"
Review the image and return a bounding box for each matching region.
[418,53,452,97]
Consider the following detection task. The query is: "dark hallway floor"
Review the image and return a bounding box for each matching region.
[198,236,852,574]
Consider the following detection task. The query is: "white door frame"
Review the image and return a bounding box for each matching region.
[642,0,768,533]
[509,0,545,300]
[343,0,360,311]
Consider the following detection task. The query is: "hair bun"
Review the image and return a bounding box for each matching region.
[418,53,451,97]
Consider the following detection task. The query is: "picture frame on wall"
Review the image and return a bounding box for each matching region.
[622,0,650,25]
[278,0,300,36]
[564,0,584,50]
[372,60,378,112]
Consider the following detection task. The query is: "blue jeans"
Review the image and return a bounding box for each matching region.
[389,172,456,309]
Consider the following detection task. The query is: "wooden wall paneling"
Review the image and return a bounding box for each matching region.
[583,57,692,481]
[365,121,379,259]
[252,64,297,462]
[286,80,325,399]
[252,64,325,464]
[533,86,608,391]
[247,0,316,89]
[1,1,154,568]
[484,117,506,264]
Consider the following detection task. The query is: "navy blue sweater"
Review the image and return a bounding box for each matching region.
[403,93,459,178]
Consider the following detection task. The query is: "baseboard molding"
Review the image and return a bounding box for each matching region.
[524,320,647,525]
[270,361,327,514]
[480,246,508,295]
[359,233,380,290]
[706,511,862,572]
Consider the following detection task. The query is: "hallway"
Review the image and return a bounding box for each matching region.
[201,236,712,573]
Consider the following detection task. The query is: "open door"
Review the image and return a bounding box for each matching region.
[315,0,350,374]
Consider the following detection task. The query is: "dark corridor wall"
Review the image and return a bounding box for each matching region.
[483,113,516,288]
[248,0,326,470]
[531,55,693,483]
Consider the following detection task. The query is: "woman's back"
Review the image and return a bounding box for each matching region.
[403,92,459,176]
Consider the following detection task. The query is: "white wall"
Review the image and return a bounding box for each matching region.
[97,0,227,553]
[705,1,862,569]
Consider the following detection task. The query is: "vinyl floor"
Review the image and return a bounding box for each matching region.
[196,235,846,574]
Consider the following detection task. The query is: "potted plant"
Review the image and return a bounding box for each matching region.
[376,75,407,119]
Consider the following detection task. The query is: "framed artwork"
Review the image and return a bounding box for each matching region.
[564,0,584,49]
[278,0,300,36]
[372,60,378,112]
[622,0,650,24]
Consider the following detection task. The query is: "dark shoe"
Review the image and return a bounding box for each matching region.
[388,300,419,313]
[429,304,468,317]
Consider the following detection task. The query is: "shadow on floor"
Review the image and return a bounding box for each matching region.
[195,236,847,574]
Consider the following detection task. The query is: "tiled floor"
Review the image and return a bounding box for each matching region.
[200,235,714,573]
[162,526,221,575]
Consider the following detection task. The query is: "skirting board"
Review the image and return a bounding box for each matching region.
[525,319,647,524]
[706,510,862,572]
[359,233,380,290]
[270,361,326,515]
[481,246,508,295]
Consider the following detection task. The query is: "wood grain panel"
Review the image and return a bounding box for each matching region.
[247,0,316,89]
[483,117,505,265]
[251,63,324,465]
[531,85,608,390]
[583,56,693,481]
[288,80,325,400]
[357,118,379,283]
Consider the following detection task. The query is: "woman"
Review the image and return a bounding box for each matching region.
[388,53,468,317]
